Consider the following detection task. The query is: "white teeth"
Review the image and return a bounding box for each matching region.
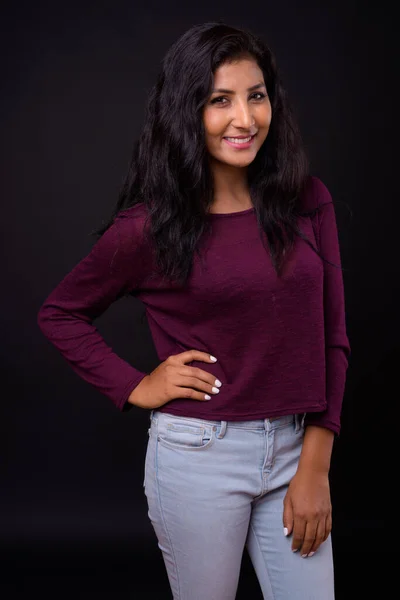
[225,136,252,144]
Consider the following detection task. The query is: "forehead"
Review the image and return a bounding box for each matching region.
[212,58,264,87]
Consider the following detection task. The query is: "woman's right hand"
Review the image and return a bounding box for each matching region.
[127,350,222,409]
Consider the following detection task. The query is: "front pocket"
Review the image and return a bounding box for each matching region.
[157,421,214,451]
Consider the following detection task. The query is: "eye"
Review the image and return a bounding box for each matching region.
[210,92,267,105]
[251,92,267,100]
[210,96,228,105]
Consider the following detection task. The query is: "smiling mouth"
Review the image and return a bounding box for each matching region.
[222,134,257,150]
[223,134,256,144]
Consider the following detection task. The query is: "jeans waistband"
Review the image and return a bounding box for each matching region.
[149,410,306,433]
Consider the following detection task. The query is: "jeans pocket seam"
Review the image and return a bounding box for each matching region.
[157,429,215,451]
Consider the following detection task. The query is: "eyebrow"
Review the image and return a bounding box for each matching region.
[211,82,266,94]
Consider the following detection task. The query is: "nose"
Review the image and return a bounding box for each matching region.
[231,99,254,130]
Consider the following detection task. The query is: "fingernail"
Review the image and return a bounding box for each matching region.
[301,554,308,558]
[283,527,289,536]
[308,552,315,557]
[210,355,217,362]
[292,548,298,553]
[215,379,222,387]
[204,395,211,400]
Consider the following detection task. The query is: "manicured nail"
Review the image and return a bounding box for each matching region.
[204,395,211,400]
[210,355,217,362]
[283,527,289,536]
[301,554,308,558]
[308,552,315,557]
[215,379,222,387]
[292,548,298,552]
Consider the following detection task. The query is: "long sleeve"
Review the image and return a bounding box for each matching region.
[304,180,351,434]
[37,209,149,410]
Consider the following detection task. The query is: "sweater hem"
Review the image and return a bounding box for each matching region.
[157,401,328,422]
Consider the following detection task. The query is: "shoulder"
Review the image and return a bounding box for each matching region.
[109,203,149,244]
[93,203,150,262]
[114,202,149,229]
[299,175,333,213]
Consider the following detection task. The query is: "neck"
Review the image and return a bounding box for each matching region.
[210,160,251,209]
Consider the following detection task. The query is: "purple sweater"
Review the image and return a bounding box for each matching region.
[37,176,350,434]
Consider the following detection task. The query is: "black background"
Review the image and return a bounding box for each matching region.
[1,1,397,598]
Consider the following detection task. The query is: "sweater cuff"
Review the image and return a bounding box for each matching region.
[117,371,149,412]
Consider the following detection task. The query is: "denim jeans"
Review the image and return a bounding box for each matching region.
[143,410,335,599]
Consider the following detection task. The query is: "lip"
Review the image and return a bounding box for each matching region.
[223,134,256,150]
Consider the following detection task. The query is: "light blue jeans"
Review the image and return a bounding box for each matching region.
[143,410,335,599]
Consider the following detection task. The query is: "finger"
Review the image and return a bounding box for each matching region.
[178,350,218,364]
[282,496,294,537]
[177,375,221,397]
[174,384,214,402]
[307,519,325,556]
[183,366,222,389]
[300,521,318,557]
[291,517,306,553]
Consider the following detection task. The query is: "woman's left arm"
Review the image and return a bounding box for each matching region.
[282,177,351,558]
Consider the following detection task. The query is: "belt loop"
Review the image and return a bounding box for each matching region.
[294,413,306,432]
[216,421,227,439]
[294,414,300,433]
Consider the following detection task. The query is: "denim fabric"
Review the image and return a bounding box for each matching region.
[143,410,334,599]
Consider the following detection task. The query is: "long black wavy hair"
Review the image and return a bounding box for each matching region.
[92,21,333,286]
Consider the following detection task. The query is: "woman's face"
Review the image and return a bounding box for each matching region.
[203,57,272,169]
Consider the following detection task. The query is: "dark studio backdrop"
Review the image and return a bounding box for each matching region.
[1,1,397,598]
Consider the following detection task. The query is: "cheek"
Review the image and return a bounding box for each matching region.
[259,104,272,128]
[204,112,227,138]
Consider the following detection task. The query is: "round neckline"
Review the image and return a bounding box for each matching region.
[207,206,255,218]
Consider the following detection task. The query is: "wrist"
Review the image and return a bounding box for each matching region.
[127,375,150,408]
[127,385,142,407]
[296,459,330,476]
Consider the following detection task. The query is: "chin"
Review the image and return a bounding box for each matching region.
[226,157,256,168]
[230,161,253,168]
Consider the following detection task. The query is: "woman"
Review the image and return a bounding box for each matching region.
[37,21,351,599]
